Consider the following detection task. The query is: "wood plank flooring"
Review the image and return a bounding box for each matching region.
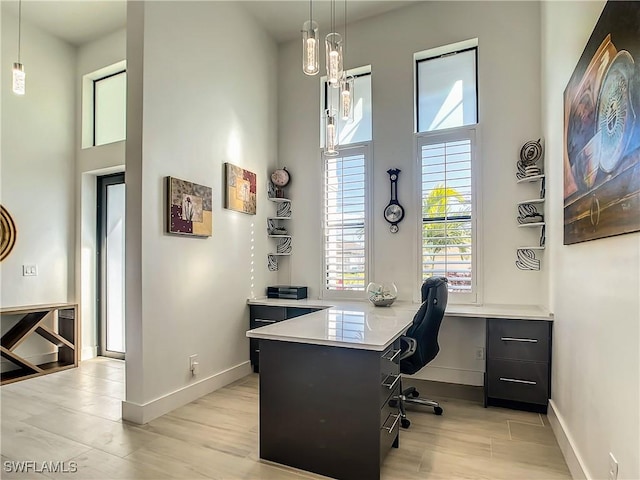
[1,358,571,479]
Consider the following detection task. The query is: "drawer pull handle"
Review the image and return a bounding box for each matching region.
[500,337,538,343]
[382,374,401,391]
[255,319,276,324]
[383,349,401,362]
[499,377,537,385]
[255,349,260,353]
[381,414,400,433]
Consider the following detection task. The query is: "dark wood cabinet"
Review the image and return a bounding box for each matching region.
[485,318,552,413]
[248,305,321,373]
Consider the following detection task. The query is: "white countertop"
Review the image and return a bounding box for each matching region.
[246,301,417,351]
[247,297,553,321]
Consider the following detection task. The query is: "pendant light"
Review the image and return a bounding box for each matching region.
[12,0,25,95]
[339,0,353,121]
[324,108,339,156]
[301,0,319,75]
[325,0,343,87]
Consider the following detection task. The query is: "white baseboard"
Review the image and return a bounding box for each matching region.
[407,365,484,386]
[122,360,252,425]
[548,399,591,480]
[81,346,98,361]
[0,352,57,373]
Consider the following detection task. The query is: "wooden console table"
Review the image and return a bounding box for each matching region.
[1,303,79,385]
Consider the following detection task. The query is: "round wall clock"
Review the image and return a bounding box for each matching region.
[384,169,404,233]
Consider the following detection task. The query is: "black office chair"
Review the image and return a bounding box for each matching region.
[397,276,448,428]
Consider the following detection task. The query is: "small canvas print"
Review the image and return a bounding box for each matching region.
[225,163,257,215]
[167,177,212,237]
[563,1,640,244]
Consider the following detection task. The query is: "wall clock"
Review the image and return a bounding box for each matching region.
[384,169,404,233]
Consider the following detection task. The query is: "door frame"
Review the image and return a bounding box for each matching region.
[96,172,126,359]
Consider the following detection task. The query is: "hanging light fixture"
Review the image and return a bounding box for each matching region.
[339,0,353,121]
[324,108,339,156]
[12,0,25,95]
[325,0,343,87]
[301,0,319,75]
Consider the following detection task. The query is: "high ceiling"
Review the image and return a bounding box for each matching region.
[2,0,416,47]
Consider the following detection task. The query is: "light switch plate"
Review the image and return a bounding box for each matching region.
[22,265,38,276]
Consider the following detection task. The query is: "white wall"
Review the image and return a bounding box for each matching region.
[123,1,278,423]
[75,28,127,360]
[0,9,76,368]
[542,2,640,479]
[278,1,543,385]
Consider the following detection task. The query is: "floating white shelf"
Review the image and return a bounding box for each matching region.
[517,198,545,206]
[517,246,546,250]
[268,235,292,238]
[268,197,291,203]
[517,174,545,183]
[268,217,292,220]
[268,253,292,256]
[518,222,545,227]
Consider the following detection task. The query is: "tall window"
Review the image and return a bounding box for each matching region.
[322,67,372,296]
[416,41,478,302]
[324,145,369,293]
[94,70,127,146]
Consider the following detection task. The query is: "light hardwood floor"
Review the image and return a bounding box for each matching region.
[1,358,571,479]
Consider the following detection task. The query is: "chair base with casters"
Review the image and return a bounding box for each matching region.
[393,377,443,429]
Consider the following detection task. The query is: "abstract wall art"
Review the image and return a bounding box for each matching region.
[225,163,257,215]
[0,205,17,261]
[563,1,640,244]
[167,176,212,237]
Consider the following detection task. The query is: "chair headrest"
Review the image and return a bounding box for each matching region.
[421,277,448,302]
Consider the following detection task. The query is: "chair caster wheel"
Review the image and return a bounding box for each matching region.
[401,418,411,429]
[434,406,443,415]
[410,390,420,398]
[388,399,398,408]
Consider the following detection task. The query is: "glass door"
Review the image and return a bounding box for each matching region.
[97,173,126,358]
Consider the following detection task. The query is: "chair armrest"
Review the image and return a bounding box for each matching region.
[399,336,417,361]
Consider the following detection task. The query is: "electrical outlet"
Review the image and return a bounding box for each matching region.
[22,264,38,276]
[189,354,199,376]
[608,452,618,480]
[475,347,485,360]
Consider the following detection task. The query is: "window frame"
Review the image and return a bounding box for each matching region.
[93,69,127,147]
[414,125,481,305]
[321,142,374,300]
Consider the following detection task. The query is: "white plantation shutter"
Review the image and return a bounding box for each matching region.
[420,129,476,298]
[324,146,368,292]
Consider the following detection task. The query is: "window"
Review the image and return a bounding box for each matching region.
[323,145,369,294]
[94,71,127,146]
[416,41,478,302]
[416,43,477,133]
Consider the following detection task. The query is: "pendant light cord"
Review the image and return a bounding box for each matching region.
[343,0,347,56]
[310,0,312,24]
[17,0,22,62]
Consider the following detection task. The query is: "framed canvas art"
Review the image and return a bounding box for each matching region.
[563,1,640,244]
[167,177,212,237]
[225,163,257,215]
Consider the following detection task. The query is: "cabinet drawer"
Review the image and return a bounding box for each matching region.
[249,306,286,322]
[379,384,400,462]
[286,307,320,319]
[487,359,549,405]
[380,342,401,408]
[487,319,550,362]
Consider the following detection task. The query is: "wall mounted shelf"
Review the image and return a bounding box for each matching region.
[515,154,545,271]
[518,222,545,228]
[516,174,545,183]
[267,195,292,271]
[517,198,545,206]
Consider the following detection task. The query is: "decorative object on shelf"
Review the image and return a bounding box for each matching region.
[267,255,278,272]
[267,219,288,236]
[384,169,405,233]
[517,204,544,224]
[12,0,25,95]
[167,177,212,237]
[516,139,543,180]
[301,0,319,76]
[225,163,257,215]
[563,2,640,245]
[276,201,291,218]
[515,249,540,271]
[270,167,290,198]
[276,237,292,254]
[366,282,398,307]
[0,205,17,261]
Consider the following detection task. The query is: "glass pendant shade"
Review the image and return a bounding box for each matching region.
[325,33,343,87]
[302,21,319,75]
[324,109,339,156]
[12,63,25,95]
[340,75,354,121]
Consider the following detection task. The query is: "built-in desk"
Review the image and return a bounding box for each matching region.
[247,302,414,480]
